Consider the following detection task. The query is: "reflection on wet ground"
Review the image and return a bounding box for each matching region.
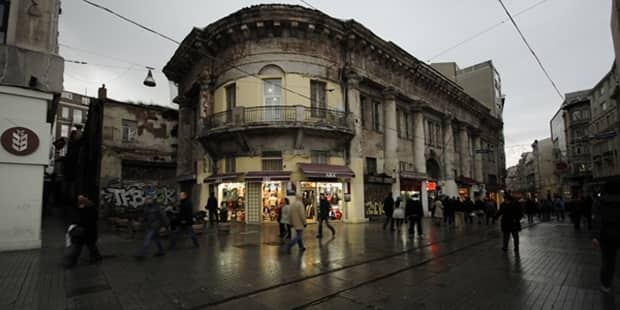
[0,218,617,309]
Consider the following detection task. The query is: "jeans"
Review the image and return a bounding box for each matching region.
[408,216,423,235]
[139,228,164,256]
[600,242,618,288]
[169,224,199,249]
[288,229,305,250]
[486,214,496,225]
[502,231,519,250]
[318,217,335,237]
[383,214,394,230]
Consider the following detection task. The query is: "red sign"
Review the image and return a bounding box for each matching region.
[1,127,40,156]
[426,181,437,191]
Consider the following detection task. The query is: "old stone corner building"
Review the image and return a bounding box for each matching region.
[163,4,505,224]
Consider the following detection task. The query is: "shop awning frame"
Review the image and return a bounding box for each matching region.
[245,171,292,182]
[204,173,244,183]
[298,163,355,179]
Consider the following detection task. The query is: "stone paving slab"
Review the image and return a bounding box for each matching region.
[1,217,619,309]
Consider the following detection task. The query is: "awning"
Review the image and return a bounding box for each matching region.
[204,173,244,183]
[365,173,395,184]
[176,174,197,182]
[298,163,355,179]
[456,176,477,186]
[245,171,292,182]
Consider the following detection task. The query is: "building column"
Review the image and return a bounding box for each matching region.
[473,135,484,183]
[459,125,471,178]
[383,88,399,197]
[346,72,367,223]
[442,116,457,197]
[413,104,429,215]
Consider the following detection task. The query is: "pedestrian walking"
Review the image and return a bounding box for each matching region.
[383,192,395,231]
[205,192,219,227]
[464,197,475,224]
[135,197,165,258]
[63,195,102,268]
[280,198,292,240]
[584,195,593,230]
[484,197,497,225]
[406,197,424,237]
[542,198,553,221]
[317,193,335,238]
[494,194,523,252]
[591,180,620,293]
[571,195,585,230]
[393,198,405,232]
[454,198,465,228]
[525,197,538,224]
[288,194,307,253]
[169,192,200,249]
[474,197,485,224]
[444,197,455,226]
[433,198,444,226]
[554,196,566,222]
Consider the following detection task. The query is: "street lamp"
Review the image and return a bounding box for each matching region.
[143,67,156,87]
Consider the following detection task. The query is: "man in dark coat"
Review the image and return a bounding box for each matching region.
[169,192,199,249]
[592,181,620,293]
[406,197,424,237]
[316,193,335,238]
[495,194,523,252]
[383,192,395,231]
[205,192,219,227]
[136,197,165,258]
[464,197,475,224]
[63,195,102,268]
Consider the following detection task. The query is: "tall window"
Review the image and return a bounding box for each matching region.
[60,124,69,137]
[360,95,369,129]
[225,157,236,173]
[122,119,137,142]
[372,101,382,132]
[262,151,282,171]
[310,80,326,117]
[61,107,70,119]
[225,84,236,122]
[311,150,329,164]
[0,1,9,43]
[264,79,281,121]
[73,110,83,124]
[366,157,377,174]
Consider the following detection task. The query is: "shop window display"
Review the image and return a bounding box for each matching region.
[262,181,284,222]
[218,182,245,222]
[301,181,344,221]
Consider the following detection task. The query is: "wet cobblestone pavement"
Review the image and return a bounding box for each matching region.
[1,218,618,309]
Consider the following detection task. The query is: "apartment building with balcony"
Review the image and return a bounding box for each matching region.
[163,4,505,223]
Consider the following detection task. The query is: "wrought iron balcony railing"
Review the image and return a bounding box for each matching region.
[202,105,354,134]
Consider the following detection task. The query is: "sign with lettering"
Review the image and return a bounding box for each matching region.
[1,127,39,156]
[325,172,336,178]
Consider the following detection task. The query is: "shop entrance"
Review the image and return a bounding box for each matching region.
[301,181,344,223]
[218,182,245,222]
[262,181,284,222]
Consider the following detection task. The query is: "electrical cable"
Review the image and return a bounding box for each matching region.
[497,0,563,100]
[426,0,550,62]
[80,0,319,103]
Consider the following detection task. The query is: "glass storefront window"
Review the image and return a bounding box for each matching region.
[262,181,283,222]
[300,181,344,222]
[218,182,245,222]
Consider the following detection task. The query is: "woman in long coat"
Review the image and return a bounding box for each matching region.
[495,194,524,252]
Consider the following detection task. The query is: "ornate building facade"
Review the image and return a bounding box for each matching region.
[164,5,505,223]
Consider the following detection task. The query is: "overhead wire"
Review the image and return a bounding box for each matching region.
[497,0,563,100]
[426,0,550,62]
[80,0,322,103]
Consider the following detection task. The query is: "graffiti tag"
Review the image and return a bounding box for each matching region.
[101,183,176,209]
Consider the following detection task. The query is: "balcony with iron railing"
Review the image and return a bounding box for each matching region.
[200,105,355,137]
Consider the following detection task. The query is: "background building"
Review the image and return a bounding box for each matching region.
[164,4,506,224]
[561,90,593,198]
[63,86,179,218]
[0,0,64,251]
[531,138,558,198]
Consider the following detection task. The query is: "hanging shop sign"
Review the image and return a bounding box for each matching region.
[1,127,40,156]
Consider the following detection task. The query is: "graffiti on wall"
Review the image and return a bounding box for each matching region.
[101,181,176,209]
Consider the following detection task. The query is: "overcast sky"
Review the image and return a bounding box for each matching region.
[59,0,614,167]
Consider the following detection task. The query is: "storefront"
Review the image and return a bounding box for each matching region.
[364,174,395,217]
[400,177,423,201]
[298,163,354,222]
[205,173,245,222]
[245,171,291,223]
[456,176,476,200]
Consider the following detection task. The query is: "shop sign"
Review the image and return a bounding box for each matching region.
[325,172,336,178]
[426,181,437,191]
[1,127,39,156]
[262,177,271,182]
